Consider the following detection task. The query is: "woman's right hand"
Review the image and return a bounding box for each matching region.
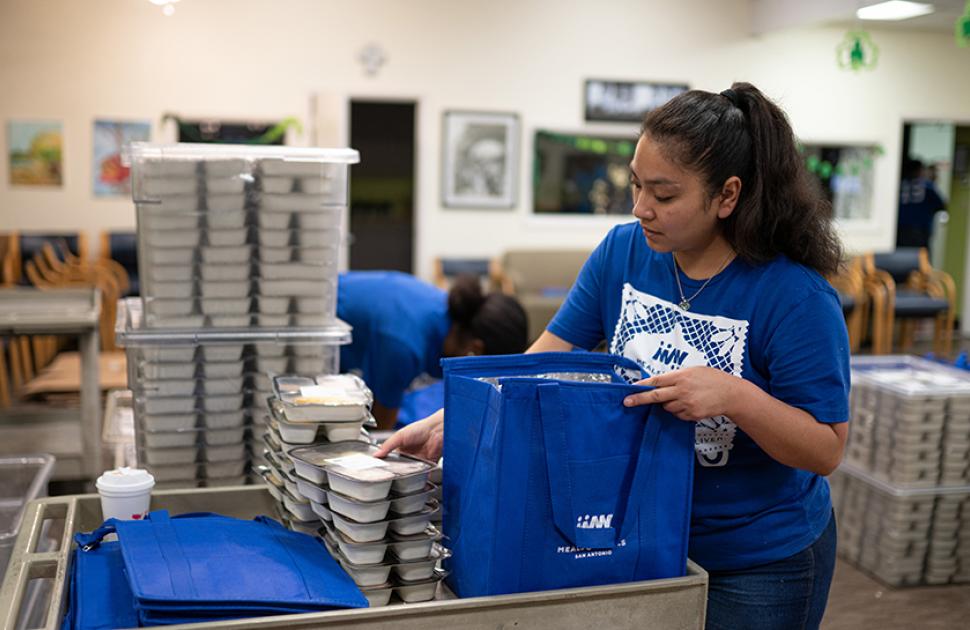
[374,408,444,462]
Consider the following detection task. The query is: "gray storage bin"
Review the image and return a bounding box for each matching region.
[0,455,54,580]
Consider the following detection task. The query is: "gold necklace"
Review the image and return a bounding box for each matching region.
[672,251,734,311]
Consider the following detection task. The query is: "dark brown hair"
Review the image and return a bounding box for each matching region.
[641,82,843,276]
[448,275,529,355]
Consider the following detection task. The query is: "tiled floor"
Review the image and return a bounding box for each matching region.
[823,558,970,629]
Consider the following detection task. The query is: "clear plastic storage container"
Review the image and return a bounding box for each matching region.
[848,355,970,487]
[126,142,357,329]
[1,455,55,580]
[830,462,970,586]
[115,297,350,488]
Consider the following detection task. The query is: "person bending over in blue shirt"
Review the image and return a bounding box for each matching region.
[338,271,527,429]
[378,83,850,630]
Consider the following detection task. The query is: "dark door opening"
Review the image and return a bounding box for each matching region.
[348,100,416,272]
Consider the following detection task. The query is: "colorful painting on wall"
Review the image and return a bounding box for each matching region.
[93,119,151,196]
[8,120,63,186]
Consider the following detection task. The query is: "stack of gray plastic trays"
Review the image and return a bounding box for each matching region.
[116,298,351,489]
[258,375,376,535]
[831,355,970,586]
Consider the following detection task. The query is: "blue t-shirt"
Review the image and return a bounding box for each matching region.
[547,222,850,571]
[337,271,451,409]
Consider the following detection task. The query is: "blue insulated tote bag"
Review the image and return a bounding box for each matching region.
[61,541,137,630]
[73,511,367,622]
[441,352,695,598]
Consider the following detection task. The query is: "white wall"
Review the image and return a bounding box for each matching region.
[2,0,969,279]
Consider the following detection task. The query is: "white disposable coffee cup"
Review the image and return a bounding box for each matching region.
[96,467,155,521]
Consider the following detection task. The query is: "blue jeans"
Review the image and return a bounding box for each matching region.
[705,511,837,630]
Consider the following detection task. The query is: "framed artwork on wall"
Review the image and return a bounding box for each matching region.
[7,120,63,186]
[584,79,689,123]
[533,130,636,215]
[93,119,151,197]
[442,110,519,209]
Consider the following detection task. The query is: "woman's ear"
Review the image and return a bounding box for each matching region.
[466,338,485,356]
[715,176,742,219]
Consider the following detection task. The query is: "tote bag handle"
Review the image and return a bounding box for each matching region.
[537,382,661,550]
[444,351,650,383]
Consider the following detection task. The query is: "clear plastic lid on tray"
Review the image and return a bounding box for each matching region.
[851,355,970,398]
[127,142,359,201]
[289,441,435,487]
[837,462,970,497]
[271,374,372,422]
[115,297,351,347]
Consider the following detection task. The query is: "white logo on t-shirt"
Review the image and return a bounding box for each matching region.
[610,283,749,467]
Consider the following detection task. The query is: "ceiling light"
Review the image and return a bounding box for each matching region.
[856,1,935,21]
[148,0,180,16]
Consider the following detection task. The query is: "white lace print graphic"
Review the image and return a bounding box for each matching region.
[610,283,749,467]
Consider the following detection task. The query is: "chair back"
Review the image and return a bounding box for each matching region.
[440,257,490,279]
[18,233,84,284]
[105,232,139,296]
[500,249,591,294]
[873,248,921,284]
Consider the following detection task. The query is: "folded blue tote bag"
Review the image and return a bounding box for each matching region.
[72,511,367,625]
[441,352,696,598]
[61,540,137,630]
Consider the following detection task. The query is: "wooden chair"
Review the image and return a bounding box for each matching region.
[0,233,31,402]
[827,256,866,353]
[100,231,139,297]
[863,248,955,356]
[432,257,499,291]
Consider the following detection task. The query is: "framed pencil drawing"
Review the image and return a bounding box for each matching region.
[442,111,519,209]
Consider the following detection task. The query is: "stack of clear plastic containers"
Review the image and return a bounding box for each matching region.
[116,299,350,489]
[832,355,970,585]
[130,142,357,329]
[115,142,358,489]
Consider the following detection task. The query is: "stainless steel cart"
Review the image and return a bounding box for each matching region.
[0,486,708,629]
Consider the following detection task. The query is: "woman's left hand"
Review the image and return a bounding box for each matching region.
[623,367,741,421]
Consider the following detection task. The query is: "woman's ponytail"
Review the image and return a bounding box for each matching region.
[447,275,528,355]
[642,82,843,277]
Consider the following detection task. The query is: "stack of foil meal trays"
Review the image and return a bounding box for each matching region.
[831,355,970,586]
[258,374,448,607]
[116,142,358,488]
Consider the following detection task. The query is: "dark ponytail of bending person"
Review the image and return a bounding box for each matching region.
[448,275,529,355]
[642,82,843,276]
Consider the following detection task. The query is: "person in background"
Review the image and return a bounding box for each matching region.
[897,157,946,249]
[338,271,528,430]
[378,83,850,630]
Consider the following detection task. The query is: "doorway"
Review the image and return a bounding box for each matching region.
[898,121,970,329]
[347,100,416,272]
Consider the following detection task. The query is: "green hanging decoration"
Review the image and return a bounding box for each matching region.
[957,1,970,48]
[836,30,879,71]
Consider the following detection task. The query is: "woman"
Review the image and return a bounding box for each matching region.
[338,270,528,429]
[378,83,850,629]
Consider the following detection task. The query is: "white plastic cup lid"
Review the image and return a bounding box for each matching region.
[96,467,155,496]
